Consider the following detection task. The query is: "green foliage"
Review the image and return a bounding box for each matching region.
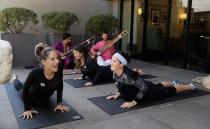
[42,11,79,34]
[0,22,3,31]
[85,14,119,34]
[0,7,38,33]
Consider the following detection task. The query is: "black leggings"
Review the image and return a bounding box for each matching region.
[13,79,24,99]
[14,79,23,91]
[142,81,177,102]
[90,66,113,84]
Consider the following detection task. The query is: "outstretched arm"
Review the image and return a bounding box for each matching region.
[21,70,38,120]
[54,81,71,112]
[56,81,63,104]
[23,71,34,111]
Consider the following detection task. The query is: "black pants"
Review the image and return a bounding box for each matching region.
[13,79,51,108]
[82,58,113,84]
[14,79,24,98]
[89,66,113,84]
[142,81,177,102]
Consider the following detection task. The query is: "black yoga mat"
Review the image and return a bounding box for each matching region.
[88,89,210,115]
[140,74,157,79]
[5,83,83,129]
[64,79,114,88]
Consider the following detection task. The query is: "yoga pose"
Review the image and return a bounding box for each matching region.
[107,52,196,109]
[13,46,70,119]
[73,45,113,86]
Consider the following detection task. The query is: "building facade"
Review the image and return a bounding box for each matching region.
[0,0,113,34]
[1,0,210,72]
[110,0,210,73]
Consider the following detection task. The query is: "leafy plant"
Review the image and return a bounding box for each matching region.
[0,7,38,33]
[42,11,79,34]
[0,22,3,31]
[85,14,119,34]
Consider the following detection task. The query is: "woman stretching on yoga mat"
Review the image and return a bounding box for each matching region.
[73,45,113,86]
[106,52,196,109]
[13,46,70,119]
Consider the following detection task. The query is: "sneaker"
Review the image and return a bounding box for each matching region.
[12,74,18,81]
[172,80,180,86]
[190,83,196,91]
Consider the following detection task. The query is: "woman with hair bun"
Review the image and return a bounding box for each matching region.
[13,45,70,120]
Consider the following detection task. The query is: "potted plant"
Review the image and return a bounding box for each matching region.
[0,7,39,68]
[85,14,119,35]
[85,14,119,47]
[42,11,79,45]
[0,7,38,33]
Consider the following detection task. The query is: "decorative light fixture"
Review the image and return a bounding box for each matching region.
[179,13,187,20]
[200,17,204,22]
[178,6,187,23]
[137,8,142,16]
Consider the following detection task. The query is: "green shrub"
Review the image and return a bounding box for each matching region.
[0,22,3,31]
[0,7,38,33]
[42,11,79,34]
[85,14,119,34]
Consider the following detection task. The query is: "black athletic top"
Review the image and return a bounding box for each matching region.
[113,66,148,103]
[114,66,177,103]
[23,68,63,111]
[81,58,98,81]
[81,58,113,84]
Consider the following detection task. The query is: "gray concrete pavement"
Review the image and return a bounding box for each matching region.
[1,59,210,129]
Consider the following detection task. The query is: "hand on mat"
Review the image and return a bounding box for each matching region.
[120,101,137,109]
[54,104,71,112]
[106,93,120,100]
[19,110,38,119]
[84,82,93,87]
[74,77,82,80]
